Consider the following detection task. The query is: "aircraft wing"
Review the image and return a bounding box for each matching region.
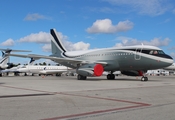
[8,53,81,62]
[8,53,108,67]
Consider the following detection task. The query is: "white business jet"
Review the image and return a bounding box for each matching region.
[163,63,175,71]
[17,64,72,76]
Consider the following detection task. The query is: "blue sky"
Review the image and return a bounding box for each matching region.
[0,0,175,64]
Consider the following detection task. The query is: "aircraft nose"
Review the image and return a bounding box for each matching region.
[166,54,174,65]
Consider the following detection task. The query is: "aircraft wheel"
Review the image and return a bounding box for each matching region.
[141,77,148,81]
[0,73,2,77]
[107,74,111,80]
[77,74,81,80]
[145,77,148,81]
[77,74,87,80]
[107,74,115,80]
[56,74,61,76]
[111,74,115,80]
[83,76,87,80]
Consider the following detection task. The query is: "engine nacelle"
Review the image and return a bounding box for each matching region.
[77,64,104,77]
[6,63,14,69]
[121,70,144,76]
[0,64,8,69]
[0,63,15,69]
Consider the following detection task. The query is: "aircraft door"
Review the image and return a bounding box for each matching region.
[135,48,142,60]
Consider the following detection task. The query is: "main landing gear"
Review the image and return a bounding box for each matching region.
[107,71,115,80]
[141,76,148,81]
[77,74,87,80]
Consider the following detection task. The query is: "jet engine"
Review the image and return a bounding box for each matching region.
[6,63,14,69]
[0,63,14,69]
[0,64,8,69]
[121,70,144,76]
[77,63,104,77]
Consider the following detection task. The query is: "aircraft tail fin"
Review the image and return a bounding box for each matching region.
[0,49,31,69]
[28,58,35,65]
[0,52,9,69]
[50,29,67,58]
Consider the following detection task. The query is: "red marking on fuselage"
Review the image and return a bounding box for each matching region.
[93,64,104,76]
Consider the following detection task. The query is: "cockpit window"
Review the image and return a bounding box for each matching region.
[157,50,165,54]
[143,50,165,55]
[149,50,165,55]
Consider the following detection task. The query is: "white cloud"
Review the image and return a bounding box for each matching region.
[68,41,90,51]
[42,44,51,52]
[18,32,51,43]
[42,41,90,52]
[115,36,171,47]
[0,39,15,46]
[52,39,90,51]
[51,33,90,51]
[24,13,50,21]
[86,19,133,33]
[18,31,90,52]
[103,0,173,16]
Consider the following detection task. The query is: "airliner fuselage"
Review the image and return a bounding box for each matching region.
[52,45,173,72]
[49,29,173,81]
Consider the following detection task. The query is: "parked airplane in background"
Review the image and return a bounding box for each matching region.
[0,49,31,76]
[8,29,174,81]
[0,52,9,69]
[17,64,72,76]
[0,49,15,69]
[1,54,72,76]
[0,57,36,76]
[164,63,175,71]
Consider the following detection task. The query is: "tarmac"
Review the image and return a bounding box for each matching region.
[0,75,175,120]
